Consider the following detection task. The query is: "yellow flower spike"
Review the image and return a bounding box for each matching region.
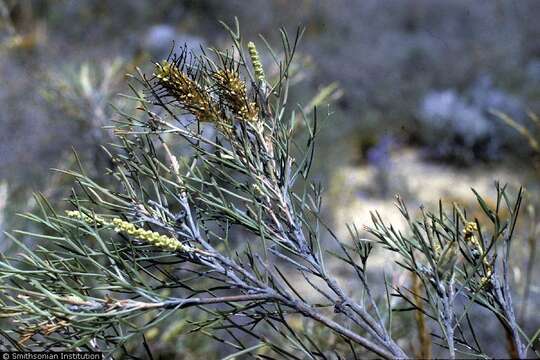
[211,69,259,123]
[153,60,218,123]
[67,211,195,253]
[65,210,107,226]
[107,217,194,253]
[247,41,265,83]
[463,222,478,237]
[463,221,485,263]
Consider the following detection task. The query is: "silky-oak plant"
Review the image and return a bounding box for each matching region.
[0,21,537,359]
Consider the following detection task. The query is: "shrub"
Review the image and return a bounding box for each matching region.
[417,76,527,164]
[0,23,536,359]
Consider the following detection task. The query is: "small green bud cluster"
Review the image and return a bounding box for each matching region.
[65,210,105,226]
[111,218,190,252]
[247,42,266,83]
[463,222,478,243]
[464,222,482,259]
[463,221,493,288]
[65,210,193,253]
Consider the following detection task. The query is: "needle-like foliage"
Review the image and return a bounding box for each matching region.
[0,21,536,359]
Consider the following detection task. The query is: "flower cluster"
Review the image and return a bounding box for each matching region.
[153,60,218,122]
[464,222,484,259]
[463,221,493,288]
[247,41,266,83]
[65,210,193,253]
[212,69,259,122]
[111,218,191,252]
[65,210,106,226]
[463,221,478,241]
[153,58,261,126]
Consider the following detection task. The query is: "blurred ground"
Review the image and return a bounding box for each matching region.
[329,147,528,239]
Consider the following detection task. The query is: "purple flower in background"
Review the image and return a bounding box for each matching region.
[367,135,394,171]
[367,135,395,196]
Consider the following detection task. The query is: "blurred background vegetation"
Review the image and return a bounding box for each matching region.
[1,0,539,357]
